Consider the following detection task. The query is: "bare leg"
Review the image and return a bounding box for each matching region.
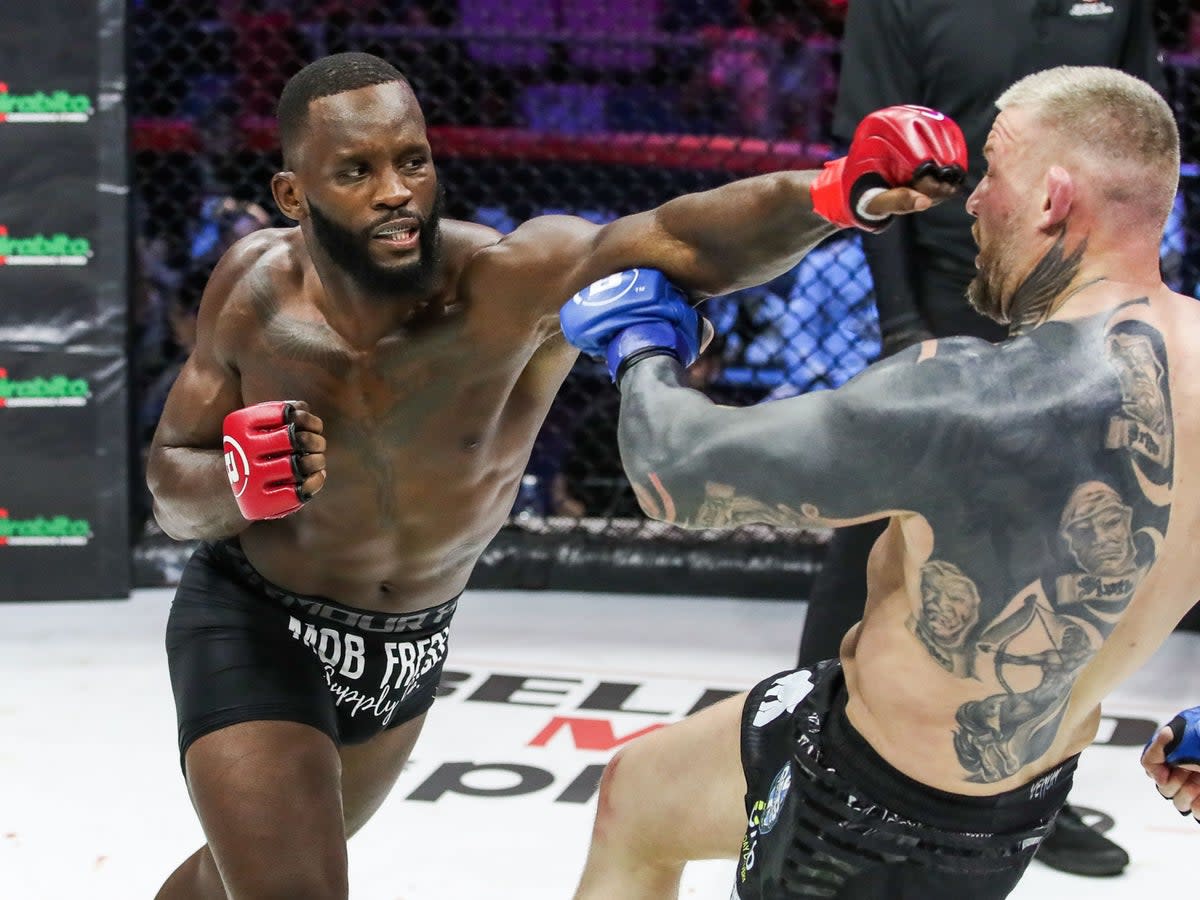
[573,693,749,900]
[156,714,426,900]
[156,847,225,900]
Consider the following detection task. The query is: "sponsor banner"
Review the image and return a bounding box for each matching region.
[0,212,103,343]
[0,368,91,407]
[0,83,94,124]
[0,508,92,547]
[0,496,116,602]
[0,348,127,601]
[0,351,99,415]
[0,225,93,267]
[386,664,1161,809]
[0,0,128,602]
[0,0,122,346]
[0,4,95,103]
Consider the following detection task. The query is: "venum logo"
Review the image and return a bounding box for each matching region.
[0,82,93,123]
[0,367,91,408]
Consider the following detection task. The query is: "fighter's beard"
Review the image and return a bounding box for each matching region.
[970,231,1087,337]
[308,187,444,300]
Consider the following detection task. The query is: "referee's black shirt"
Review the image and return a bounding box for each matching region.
[834,0,1166,281]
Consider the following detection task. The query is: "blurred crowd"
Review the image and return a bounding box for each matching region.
[129,0,1200,529]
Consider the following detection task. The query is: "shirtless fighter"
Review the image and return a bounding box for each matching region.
[559,66,1197,899]
[145,52,966,899]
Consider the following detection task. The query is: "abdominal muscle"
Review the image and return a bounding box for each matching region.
[234,454,520,614]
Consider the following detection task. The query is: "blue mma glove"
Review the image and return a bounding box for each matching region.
[560,268,701,384]
[1162,707,1200,766]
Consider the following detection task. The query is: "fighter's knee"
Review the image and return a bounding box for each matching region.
[589,745,690,886]
[594,749,626,831]
[593,746,650,846]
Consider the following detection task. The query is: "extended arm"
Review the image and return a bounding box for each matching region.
[615,345,971,530]
[476,106,966,318]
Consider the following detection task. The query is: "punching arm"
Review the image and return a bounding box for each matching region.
[482,107,966,320]
[629,105,967,296]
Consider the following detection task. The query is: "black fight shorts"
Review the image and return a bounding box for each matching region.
[166,540,457,771]
[735,660,1077,900]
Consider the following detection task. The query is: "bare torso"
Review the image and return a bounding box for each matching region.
[842,285,1200,795]
[209,222,578,612]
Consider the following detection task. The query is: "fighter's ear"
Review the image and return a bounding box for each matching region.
[1040,166,1074,232]
[271,171,305,222]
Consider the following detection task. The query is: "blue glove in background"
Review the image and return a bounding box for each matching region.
[1164,706,1200,766]
[560,268,701,382]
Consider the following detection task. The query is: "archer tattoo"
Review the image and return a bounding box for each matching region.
[950,316,1173,783]
[955,616,1093,782]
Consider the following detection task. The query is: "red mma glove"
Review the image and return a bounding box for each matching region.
[811,105,967,232]
[223,400,323,520]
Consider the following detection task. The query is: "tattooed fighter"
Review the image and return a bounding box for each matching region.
[145,51,966,900]
[560,66,1197,900]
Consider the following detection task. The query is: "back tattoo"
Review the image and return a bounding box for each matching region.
[916,302,1174,782]
[621,299,1174,784]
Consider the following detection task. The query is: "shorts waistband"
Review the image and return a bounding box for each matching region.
[208,540,459,636]
[823,681,1077,833]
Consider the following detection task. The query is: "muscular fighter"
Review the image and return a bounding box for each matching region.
[559,66,1197,899]
[145,51,966,899]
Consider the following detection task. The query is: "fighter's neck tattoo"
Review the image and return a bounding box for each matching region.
[1008,234,1089,337]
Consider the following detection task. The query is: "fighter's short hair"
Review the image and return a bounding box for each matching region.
[995,66,1180,225]
[277,52,409,165]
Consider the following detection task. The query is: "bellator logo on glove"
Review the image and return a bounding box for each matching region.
[222,400,324,520]
[224,432,252,499]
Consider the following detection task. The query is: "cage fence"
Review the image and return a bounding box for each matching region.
[129,1,1200,596]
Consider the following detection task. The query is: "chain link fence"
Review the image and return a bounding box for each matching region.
[129,1,1200,594]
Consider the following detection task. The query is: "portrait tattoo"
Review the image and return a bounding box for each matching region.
[947,315,1173,783]
[907,560,983,677]
[1105,329,1173,471]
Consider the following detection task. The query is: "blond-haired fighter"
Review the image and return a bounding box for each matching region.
[561,66,1194,899]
